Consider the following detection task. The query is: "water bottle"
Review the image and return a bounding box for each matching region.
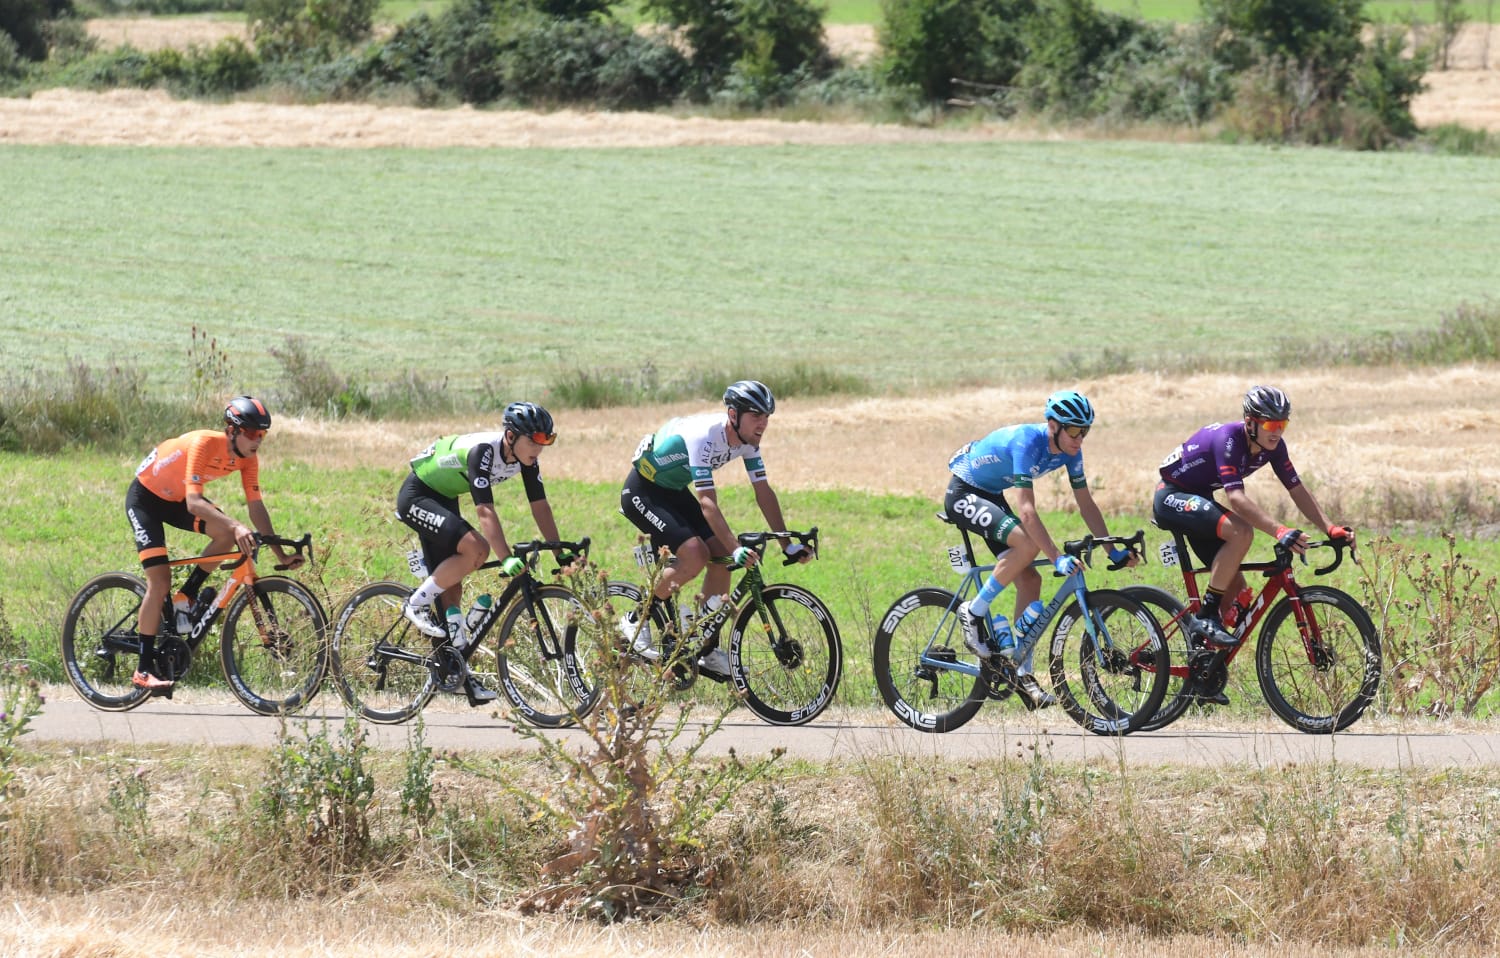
[464,593,493,639]
[991,613,1015,656]
[445,606,466,649]
[190,587,216,625]
[678,604,697,636]
[172,598,193,636]
[1222,587,1255,630]
[1015,600,1044,640]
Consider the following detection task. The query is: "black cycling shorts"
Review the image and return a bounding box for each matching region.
[396,471,474,573]
[125,479,207,568]
[943,476,1020,558]
[1152,481,1228,568]
[619,468,715,554]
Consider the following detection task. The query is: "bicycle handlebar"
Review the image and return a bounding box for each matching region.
[1058,530,1148,573]
[252,532,314,571]
[1275,532,1354,576]
[736,528,820,566]
[480,537,592,575]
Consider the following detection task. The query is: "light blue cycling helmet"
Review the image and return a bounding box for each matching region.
[1044,390,1095,427]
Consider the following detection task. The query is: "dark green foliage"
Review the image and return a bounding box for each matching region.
[249,0,378,62]
[0,0,68,61]
[1016,0,1149,114]
[1342,25,1427,148]
[78,0,245,11]
[642,0,833,92]
[878,0,1034,103]
[495,10,687,107]
[1084,23,1230,125]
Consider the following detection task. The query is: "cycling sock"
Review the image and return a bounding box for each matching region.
[1200,587,1225,620]
[137,632,158,672]
[969,575,1006,616]
[181,566,210,602]
[409,576,444,610]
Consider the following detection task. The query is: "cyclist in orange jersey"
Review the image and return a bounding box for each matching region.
[124,396,304,692]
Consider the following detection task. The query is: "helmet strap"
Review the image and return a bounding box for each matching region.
[500,429,518,465]
[726,408,741,443]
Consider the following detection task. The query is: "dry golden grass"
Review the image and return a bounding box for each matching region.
[272,365,1500,523]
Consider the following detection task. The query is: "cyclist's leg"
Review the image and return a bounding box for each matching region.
[944,479,1032,651]
[126,481,199,687]
[619,470,713,604]
[395,473,471,635]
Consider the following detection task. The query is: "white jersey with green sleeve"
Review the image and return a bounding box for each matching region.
[631,412,767,492]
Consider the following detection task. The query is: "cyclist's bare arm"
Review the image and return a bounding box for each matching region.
[474,501,511,564]
[753,481,810,563]
[697,486,747,564]
[246,499,304,569]
[1287,483,1346,542]
[527,498,565,556]
[186,490,256,556]
[1072,486,1140,567]
[1011,487,1062,562]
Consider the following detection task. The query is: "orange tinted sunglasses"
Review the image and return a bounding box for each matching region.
[1255,418,1289,433]
[239,427,267,440]
[526,431,557,446]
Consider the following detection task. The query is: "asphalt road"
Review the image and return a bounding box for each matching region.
[28,687,1500,769]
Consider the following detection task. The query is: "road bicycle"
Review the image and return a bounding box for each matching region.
[329,538,595,727]
[873,515,1168,736]
[1129,529,1380,734]
[61,533,326,715]
[594,529,842,727]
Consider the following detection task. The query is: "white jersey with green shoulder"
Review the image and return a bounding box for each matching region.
[632,412,767,492]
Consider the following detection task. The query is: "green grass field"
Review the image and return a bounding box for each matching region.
[4,142,1497,403]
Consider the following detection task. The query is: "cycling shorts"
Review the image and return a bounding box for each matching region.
[1152,481,1228,568]
[396,471,474,573]
[619,467,715,554]
[943,476,1020,557]
[126,478,207,568]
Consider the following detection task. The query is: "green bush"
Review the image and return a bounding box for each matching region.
[496,11,687,108]
[250,0,377,62]
[269,336,373,419]
[643,0,833,94]
[878,0,1034,104]
[0,27,24,78]
[1085,23,1229,125]
[1016,0,1151,115]
[0,360,191,454]
[1341,25,1427,148]
[0,0,65,62]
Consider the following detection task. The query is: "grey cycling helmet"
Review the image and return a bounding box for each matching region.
[723,380,776,415]
[224,396,272,431]
[1044,390,1095,427]
[1243,385,1291,421]
[503,401,556,443]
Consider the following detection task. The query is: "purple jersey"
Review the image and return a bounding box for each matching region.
[1158,421,1300,494]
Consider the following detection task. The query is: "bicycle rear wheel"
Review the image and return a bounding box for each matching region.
[60,573,152,712]
[328,581,436,724]
[728,583,842,726]
[1256,585,1381,734]
[1049,588,1169,736]
[1120,585,1194,733]
[872,588,985,733]
[493,583,598,729]
[220,575,329,716]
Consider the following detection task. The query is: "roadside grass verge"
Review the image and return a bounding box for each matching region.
[5,737,1500,948]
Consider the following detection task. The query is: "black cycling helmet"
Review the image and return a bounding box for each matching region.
[224,396,272,432]
[1044,390,1095,427]
[723,380,776,415]
[1243,385,1291,421]
[503,401,556,444]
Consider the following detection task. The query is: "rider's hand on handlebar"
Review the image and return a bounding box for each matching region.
[1107,546,1139,569]
[1053,554,1081,576]
[500,555,525,576]
[731,545,759,569]
[784,542,812,563]
[1275,525,1308,555]
[275,550,306,570]
[1327,524,1354,544]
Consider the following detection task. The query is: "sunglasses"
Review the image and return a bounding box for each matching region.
[238,427,267,440]
[1254,418,1289,434]
[525,431,557,446]
[1058,424,1090,439]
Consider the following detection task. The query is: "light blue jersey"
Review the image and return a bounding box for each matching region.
[948,422,1087,493]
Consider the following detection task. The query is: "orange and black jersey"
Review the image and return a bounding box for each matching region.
[134,430,263,503]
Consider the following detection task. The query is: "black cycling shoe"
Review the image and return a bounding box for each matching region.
[464,675,498,707]
[1181,684,1230,707]
[1186,612,1238,649]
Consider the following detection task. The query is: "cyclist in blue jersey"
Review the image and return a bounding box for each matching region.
[1154,386,1351,704]
[395,401,568,706]
[618,380,812,681]
[948,390,1137,710]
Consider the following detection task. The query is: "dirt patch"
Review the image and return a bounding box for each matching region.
[21,20,1488,143]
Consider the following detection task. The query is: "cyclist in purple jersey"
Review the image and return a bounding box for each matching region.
[1154,385,1352,662]
[946,390,1139,709]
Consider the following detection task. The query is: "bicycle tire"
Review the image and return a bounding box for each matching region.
[1255,585,1381,734]
[220,575,329,716]
[1120,584,1195,733]
[60,573,153,712]
[872,587,986,733]
[328,581,436,724]
[1048,588,1170,736]
[728,583,842,726]
[493,583,598,729]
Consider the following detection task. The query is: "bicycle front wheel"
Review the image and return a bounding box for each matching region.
[60,573,151,712]
[1256,586,1381,734]
[872,587,985,733]
[1049,588,1169,736]
[328,581,436,724]
[1120,585,1194,733]
[493,583,598,729]
[221,576,329,715]
[728,584,841,726]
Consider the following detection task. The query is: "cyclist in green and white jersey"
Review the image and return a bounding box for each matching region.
[396,402,567,705]
[618,380,811,680]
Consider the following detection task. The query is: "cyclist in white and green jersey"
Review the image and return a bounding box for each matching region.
[396,402,567,705]
[618,380,811,680]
